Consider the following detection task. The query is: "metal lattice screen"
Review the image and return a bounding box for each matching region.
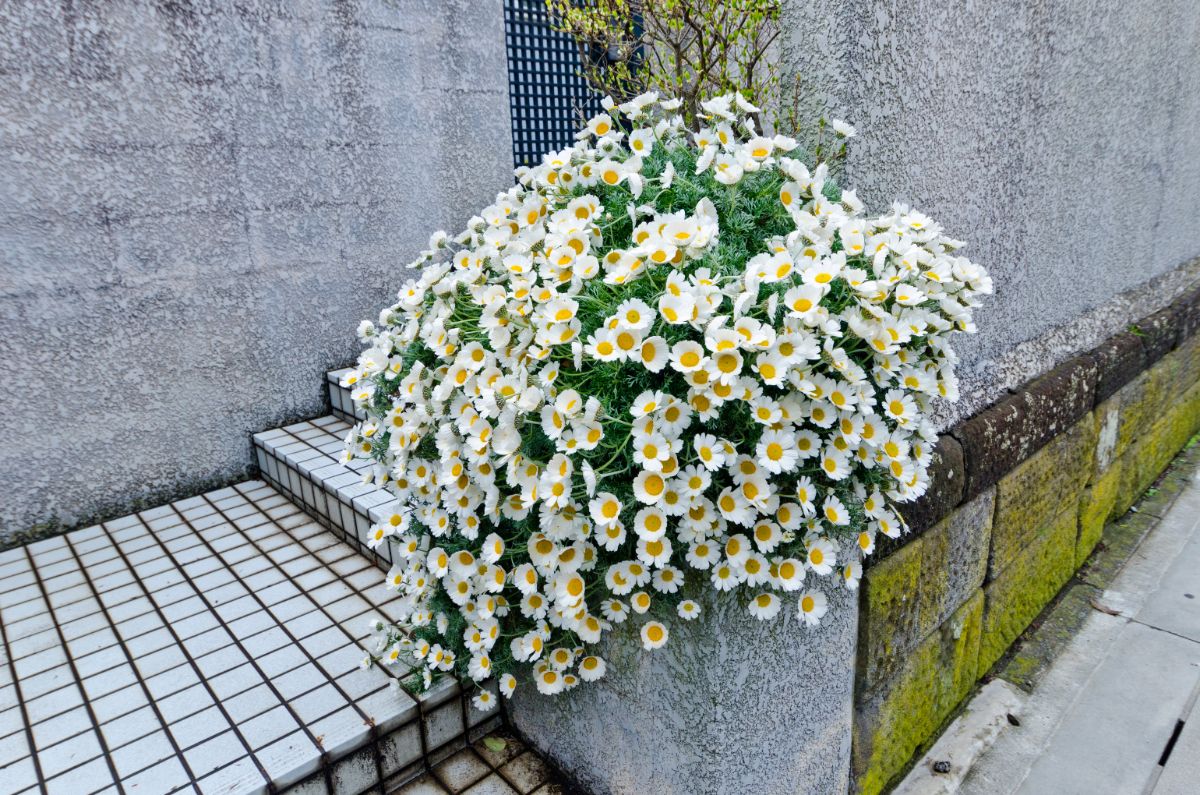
[503,0,603,168]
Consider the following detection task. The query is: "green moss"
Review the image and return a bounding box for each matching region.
[994,580,1101,692]
[1117,383,1200,512]
[1076,458,1122,568]
[979,508,1076,672]
[990,416,1094,579]
[858,539,924,689]
[852,591,984,795]
[859,496,991,691]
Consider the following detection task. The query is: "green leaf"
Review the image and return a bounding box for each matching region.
[483,736,507,754]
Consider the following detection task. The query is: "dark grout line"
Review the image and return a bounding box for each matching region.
[0,585,51,793]
[200,488,394,792]
[22,544,127,794]
[55,532,204,787]
[1128,617,1200,647]
[97,516,274,790]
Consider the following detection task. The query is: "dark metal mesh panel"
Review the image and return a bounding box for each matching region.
[503,0,603,168]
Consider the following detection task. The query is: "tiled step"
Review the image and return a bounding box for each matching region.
[0,482,495,795]
[252,416,394,574]
[326,369,364,424]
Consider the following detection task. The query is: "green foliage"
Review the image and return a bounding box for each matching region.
[545,0,783,129]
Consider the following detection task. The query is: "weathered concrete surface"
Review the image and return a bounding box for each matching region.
[780,0,1200,428]
[509,580,858,795]
[0,1,514,541]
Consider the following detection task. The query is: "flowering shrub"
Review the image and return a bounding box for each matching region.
[345,91,991,709]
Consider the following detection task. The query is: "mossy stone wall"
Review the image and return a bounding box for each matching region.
[851,287,1200,794]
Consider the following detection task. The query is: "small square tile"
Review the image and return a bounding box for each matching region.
[239,704,300,750]
[183,730,247,779]
[18,665,76,701]
[291,684,346,724]
[123,628,174,660]
[256,731,321,786]
[73,644,126,680]
[208,663,261,701]
[24,682,84,724]
[32,705,95,754]
[195,753,266,795]
[9,634,65,667]
[99,704,161,750]
[90,683,149,724]
[434,748,490,792]
[79,667,137,706]
[166,704,229,750]
[499,752,554,794]
[43,752,112,795]
[274,664,327,701]
[57,609,109,642]
[39,727,103,778]
[309,706,369,759]
[257,645,307,679]
[144,665,198,700]
[0,725,30,766]
[66,634,120,662]
[0,755,39,793]
[300,626,349,659]
[156,683,214,724]
[110,730,176,778]
[380,721,423,778]
[134,645,187,679]
[463,774,520,795]
[122,756,191,794]
[240,627,290,659]
[194,645,248,679]
[221,683,279,724]
[181,626,234,658]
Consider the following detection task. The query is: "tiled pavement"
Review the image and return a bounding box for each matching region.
[0,480,499,794]
[392,730,565,795]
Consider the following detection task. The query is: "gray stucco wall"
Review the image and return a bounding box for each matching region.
[780,0,1200,427]
[0,1,514,541]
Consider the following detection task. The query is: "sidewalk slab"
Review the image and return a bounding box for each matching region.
[1015,620,1200,795]
[1135,524,1200,642]
[1153,691,1200,794]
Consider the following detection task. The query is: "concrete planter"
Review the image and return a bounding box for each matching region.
[508,578,859,795]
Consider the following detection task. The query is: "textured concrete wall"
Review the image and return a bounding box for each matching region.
[0,1,514,541]
[780,0,1200,427]
[510,578,858,795]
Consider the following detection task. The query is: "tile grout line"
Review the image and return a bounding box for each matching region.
[267,423,393,569]
[230,478,497,786]
[57,529,205,788]
[252,446,484,775]
[248,453,444,778]
[2,579,363,740]
[0,572,51,795]
[197,490,388,721]
[198,489,393,792]
[245,474,461,767]
[97,516,274,791]
[22,544,128,795]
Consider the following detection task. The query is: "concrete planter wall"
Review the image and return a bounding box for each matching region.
[504,276,1200,795]
[509,576,858,795]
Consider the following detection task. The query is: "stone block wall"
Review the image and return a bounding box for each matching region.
[851,280,1200,794]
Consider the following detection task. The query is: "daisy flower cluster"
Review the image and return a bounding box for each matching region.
[344,91,991,709]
